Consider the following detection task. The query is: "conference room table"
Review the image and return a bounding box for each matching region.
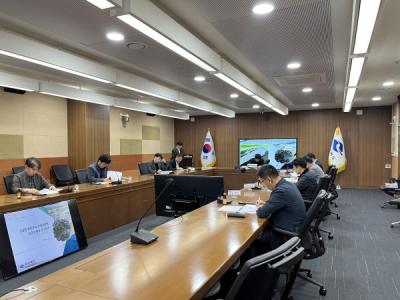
[0,168,261,238]
[0,174,269,300]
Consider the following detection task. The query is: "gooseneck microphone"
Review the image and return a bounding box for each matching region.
[130,177,175,245]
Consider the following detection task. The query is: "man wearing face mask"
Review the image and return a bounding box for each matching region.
[255,165,306,251]
[11,157,56,194]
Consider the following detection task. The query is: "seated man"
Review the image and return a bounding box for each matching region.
[293,157,318,201]
[255,165,306,252]
[169,154,183,170]
[306,152,324,172]
[171,141,185,159]
[304,154,324,183]
[144,153,169,174]
[241,154,269,167]
[88,154,112,183]
[12,157,56,194]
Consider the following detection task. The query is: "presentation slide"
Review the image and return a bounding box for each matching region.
[3,201,80,273]
[239,138,297,169]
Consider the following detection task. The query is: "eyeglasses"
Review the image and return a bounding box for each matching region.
[258,178,266,184]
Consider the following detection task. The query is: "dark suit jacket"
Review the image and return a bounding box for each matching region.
[169,159,182,170]
[240,157,269,167]
[141,161,169,174]
[257,179,306,232]
[171,147,185,159]
[296,168,318,201]
[87,162,108,183]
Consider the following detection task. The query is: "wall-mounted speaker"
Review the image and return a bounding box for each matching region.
[3,87,26,95]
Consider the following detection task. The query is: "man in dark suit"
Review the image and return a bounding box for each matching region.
[143,153,169,174]
[87,154,112,183]
[255,165,306,251]
[293,157,318,202]
[169,154,183,170]
[171,141,185,159]
[241,154,269,167]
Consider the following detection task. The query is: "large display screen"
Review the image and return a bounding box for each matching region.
[0,200,87,279]
[239,138,297,169]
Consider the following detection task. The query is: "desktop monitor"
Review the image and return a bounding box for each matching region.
[239,138,297,169]
[0,199,87,280]
[154,175,224,217]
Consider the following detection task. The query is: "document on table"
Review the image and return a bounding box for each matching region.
[218,204,257,214]
[107,171,122,182]
[37,189,59,195]
[227,190,241,196]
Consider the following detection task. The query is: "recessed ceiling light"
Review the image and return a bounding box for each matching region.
[372,96,382,101]
[287,62,301,69]
[382,81,394,87]
[302,87,313,93]
[253,104,260,109]
[194,75,206,82]
[252,3,274,15]
[106,32,125,41]
[312,103,320,107]
[230,93,239,99]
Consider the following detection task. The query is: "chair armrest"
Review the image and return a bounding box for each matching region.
[273,227,298,237]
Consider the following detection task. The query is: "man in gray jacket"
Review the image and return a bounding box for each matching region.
[12,157,56,194]
[304,154,325,183]
[293,157,318,202]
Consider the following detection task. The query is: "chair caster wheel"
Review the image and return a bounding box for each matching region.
[306,272,312,278]
[319,287,327,296]
[390,225,394,228]
[337,215,341,220]
[328,234,334,240]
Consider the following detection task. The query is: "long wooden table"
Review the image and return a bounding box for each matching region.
[0,189,268,300]
[0,169,255,238]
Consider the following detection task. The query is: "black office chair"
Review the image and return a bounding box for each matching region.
[51,165,74,187]
[138,162,152,175]
[3,174,15,194]
[75,168,88,184]
[325,166,340,220]
[205,237,304,300]
[274,190,330,296]
[12,166,25,174]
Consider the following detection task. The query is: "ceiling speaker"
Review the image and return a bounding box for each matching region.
[146,113,155,117]
[3,87,26,95]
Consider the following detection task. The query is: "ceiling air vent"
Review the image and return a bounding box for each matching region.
[273,73,327,87]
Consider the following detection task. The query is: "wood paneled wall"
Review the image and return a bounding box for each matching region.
[175,107,392,188]
[68,100,110,170]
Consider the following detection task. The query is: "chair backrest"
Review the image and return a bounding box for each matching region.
[51,165,74,186]
[310,174,331,203]
[138,162,152,175]
[327,166,338,187]
[298,189,328,238]
[12,166,25,174]
[298,190,329,259]
[3,175,15,194]
[225,237,304,300]
[75,169,88,184]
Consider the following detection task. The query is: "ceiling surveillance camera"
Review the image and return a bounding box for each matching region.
[120,114,130,127]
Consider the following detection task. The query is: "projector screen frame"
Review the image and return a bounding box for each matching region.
[0,199,87,280]
[238,137,298,169]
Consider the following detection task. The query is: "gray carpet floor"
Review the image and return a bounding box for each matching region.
[1,189,400,299]
[288,189,400,300]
